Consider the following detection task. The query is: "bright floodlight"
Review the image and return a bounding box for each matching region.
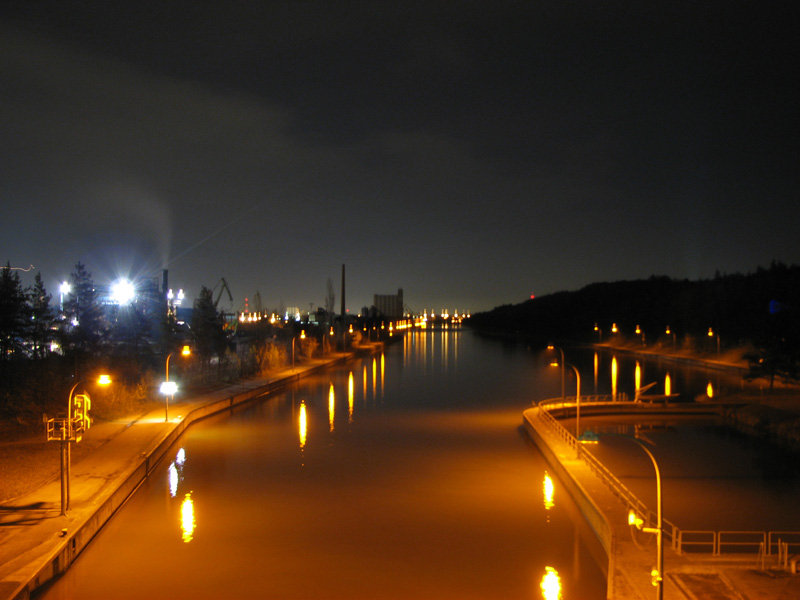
[112,279,136,305]
[161,381,178,395]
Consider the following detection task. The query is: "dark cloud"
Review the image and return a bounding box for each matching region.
[1,1,798,312]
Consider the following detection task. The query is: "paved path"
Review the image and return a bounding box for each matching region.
[523,403,800,599]
[0,353,357,600]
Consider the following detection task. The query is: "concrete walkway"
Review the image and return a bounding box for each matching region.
[0,352,361,600]
[523,403,800,599]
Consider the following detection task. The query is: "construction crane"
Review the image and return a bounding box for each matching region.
[212,278,233,309]
[211,278,238,333]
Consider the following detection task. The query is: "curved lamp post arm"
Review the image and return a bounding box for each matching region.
[67,380,84,423]
[567,362,581,441]
[624,436,664,600]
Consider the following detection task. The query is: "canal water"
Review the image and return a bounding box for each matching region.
[36,330,609,600]
[547,346,800,533]
[35,332,800,598]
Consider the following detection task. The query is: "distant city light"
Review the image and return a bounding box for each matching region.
[112,279,136,305]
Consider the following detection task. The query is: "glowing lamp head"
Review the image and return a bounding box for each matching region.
[161,381,178,396]
[97,374,112,386]
[181,345,191,356]
[628,510,644,528]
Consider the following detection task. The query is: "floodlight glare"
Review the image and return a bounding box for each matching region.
[112,279,136,305]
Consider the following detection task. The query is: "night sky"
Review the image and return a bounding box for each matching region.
[2,2,798,314]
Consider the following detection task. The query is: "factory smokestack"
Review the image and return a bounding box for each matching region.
[341,264,346,317]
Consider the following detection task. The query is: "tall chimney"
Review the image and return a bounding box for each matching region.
[341,264,346,317]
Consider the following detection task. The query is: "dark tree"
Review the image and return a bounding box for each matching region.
[191,286,225,381]
[743,305,800,390]
[62,262,105,363]
[0,262,28,360]
[28,272,54,360]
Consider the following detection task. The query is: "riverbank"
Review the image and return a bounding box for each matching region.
[0,344,388,600]
[523,402,800,599]
[521,335,800,600]
[523,340,800,597]
[592,340,800,451]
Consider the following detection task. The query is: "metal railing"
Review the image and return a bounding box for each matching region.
[534,399,800,557]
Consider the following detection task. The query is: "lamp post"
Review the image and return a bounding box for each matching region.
[292,330,306,371]
[162,345,191,422]
[567,362,581,442]
[708,327,720,355]
[547,345,566,400]
[623,436,664,600]
[665,326,676,351]
[548,355,581,443]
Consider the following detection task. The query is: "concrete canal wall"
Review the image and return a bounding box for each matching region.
[8,348,382,600]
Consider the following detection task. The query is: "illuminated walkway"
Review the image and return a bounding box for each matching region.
[523,402,800,599]
[0,348,380,600]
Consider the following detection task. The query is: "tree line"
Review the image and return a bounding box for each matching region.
[0,262,367,422]
[0,261,241,420]
[468,261,800,388]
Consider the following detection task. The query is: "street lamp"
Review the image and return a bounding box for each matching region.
[624,437,664,600]
[292,330,306,371]
[162,345,191,422]
[665,326,676,351]
[547,345,565,400]
[708,327,720,355]
[548,355,581,443]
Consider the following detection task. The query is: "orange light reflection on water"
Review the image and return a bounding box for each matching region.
[543,472,555,511]
[611,357,618,399]
[348,371,354,423]
[299,401,307,449]
[328,383,335,432]
[181,492,195,543]
[540,566,562,599]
